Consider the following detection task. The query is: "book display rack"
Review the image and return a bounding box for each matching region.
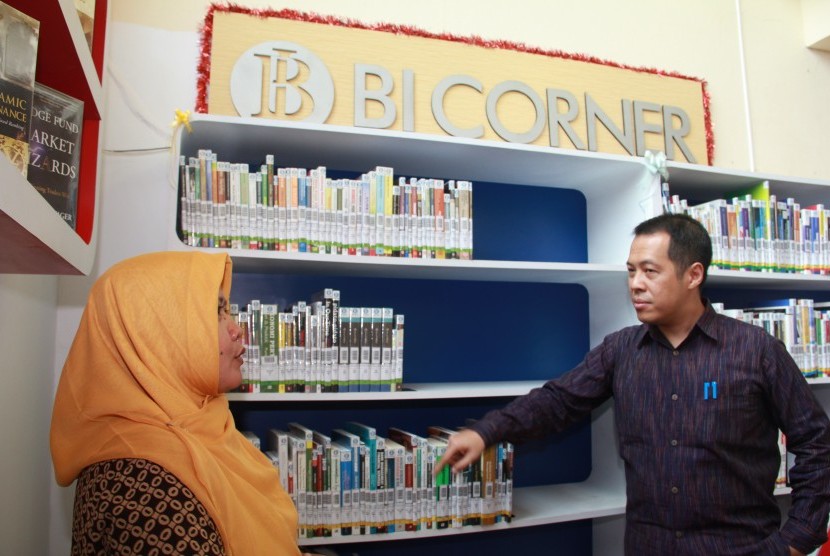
[170,113,830,552]
[0,0,107,275]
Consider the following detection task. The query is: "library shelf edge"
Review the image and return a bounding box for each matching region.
[0,0,108,275]
[667,159,830,207]
[226,380,547,402]
[297,482,627,547]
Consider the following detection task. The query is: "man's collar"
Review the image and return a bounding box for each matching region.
[635,298,717,348]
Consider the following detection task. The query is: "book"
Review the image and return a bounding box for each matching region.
[380,307,394,392]
[74,0,95,51]
[311,288,336,392]
[383,438,406,533]
[259,304,279,392]
[343,422,379,534]
[370,307,383,392]
[338,305,351,392]
[348,307,361,392]
[394,314,405,391]
[311,429,333,537]
[359,307,372,393]
[240,430,260,449]
[267,428,291,493]
[178,155,476,260]
[331,428,363,535]
[250,422,514,538]
[387,427,430,530]
[0,1,38,177]
[332,440,355,536]
[246,300,261,392]
[427,436,451,529]
[229,293,405,394]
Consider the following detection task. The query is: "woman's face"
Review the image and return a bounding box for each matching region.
[217,290,245,393]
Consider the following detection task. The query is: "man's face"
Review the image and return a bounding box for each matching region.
[626,231,689,326]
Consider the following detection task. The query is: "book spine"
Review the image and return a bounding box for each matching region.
[331,289,341,392]
[394,314,405,391]
[380,307,394,392]
[348,308,360,393]
[359,307,372,392]
[259,303,279,393]
[247,300,261,393]
[343,422,377,534]
[309,313,321,393]
[235,308,249,393]
[267,429,290,492]
[370,307,382,392]
[336,306,349,392]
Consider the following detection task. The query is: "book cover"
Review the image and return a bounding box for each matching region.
[74,0,95,51]
[0,2,38,177]
[28,83,84,217]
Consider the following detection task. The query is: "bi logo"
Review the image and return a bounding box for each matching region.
[230,41,334,123]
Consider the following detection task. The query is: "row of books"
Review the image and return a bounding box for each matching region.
[0,2,85,230]
[243,422,513,539]
[667,184,830,274]
[177,151,474,259]
[232,289,405,393]
[713,298,830,378]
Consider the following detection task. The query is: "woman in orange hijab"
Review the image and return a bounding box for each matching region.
[51,251,303,555]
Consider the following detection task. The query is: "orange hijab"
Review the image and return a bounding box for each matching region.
[50,251,299,556]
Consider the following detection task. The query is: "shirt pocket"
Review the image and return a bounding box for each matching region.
[694,376,768,446]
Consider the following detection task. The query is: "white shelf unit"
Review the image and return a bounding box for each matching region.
[0,0,107,275]
[226,380,547,402]
[170,114,830,552]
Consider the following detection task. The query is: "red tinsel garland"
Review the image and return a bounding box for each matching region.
[197,2,714,165]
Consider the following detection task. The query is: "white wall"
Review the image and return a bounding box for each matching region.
[0,274,57,556]
[19,0,827,553]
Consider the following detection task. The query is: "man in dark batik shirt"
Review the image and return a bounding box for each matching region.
[436,213,830,556]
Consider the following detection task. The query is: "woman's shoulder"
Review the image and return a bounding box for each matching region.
[79,457,183,487]
[73,458,225,555]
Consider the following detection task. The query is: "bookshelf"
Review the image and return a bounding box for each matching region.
[0,0,107,275]
[169,113,830,552]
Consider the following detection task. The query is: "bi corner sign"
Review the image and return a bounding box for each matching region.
[200,6,713,165]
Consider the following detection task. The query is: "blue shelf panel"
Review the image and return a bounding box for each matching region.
[298,519,592,555]
[473,180,586,263]
[230,275,589,383]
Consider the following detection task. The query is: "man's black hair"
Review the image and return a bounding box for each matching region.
[633,213,712,286]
